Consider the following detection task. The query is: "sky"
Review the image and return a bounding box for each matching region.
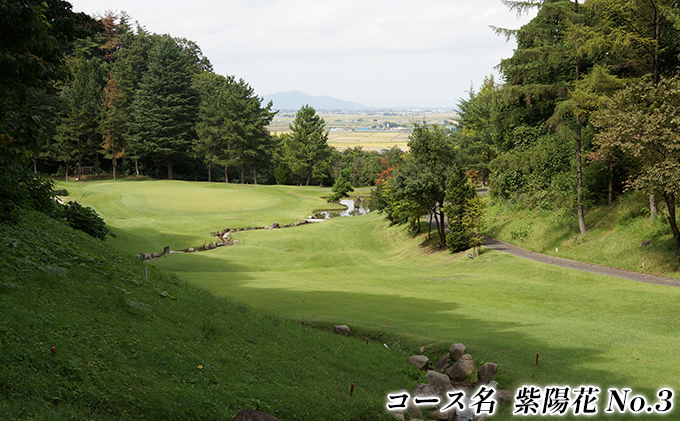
[71,0,536,108]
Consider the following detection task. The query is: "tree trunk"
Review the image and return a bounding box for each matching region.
[608,164,613,207]
[306,166,312,186]
[241,162,245,184]
[225,165,229,183]
[65,163,69,182]
[167,160,174,180]
[438,205,446,246]
[135,158,139,177]
[427,210,433,240]
[253,163,257,185]
[208,162,212,183]
[663,193,680,263]
[576,124,587,235]
[33,154,37,174]
[650,193,658,219]
[112,157,117,181]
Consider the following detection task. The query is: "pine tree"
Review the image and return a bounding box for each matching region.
[131,37,199,179]
[283,105,330,186]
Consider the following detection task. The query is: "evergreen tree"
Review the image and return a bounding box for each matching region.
[131,37,199,180]
[283,105,331,186]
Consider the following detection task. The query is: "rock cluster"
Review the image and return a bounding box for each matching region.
[396,342,512,421]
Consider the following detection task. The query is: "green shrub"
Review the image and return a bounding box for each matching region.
[60,201,114,240]
[446,222,470,252]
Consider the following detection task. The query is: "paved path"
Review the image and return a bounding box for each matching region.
[483,237,680,288]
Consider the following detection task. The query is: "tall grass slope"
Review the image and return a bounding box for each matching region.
[0,211,419,420]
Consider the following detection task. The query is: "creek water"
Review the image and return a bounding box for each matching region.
[318,198,372,219]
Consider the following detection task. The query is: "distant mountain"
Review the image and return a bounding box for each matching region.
[263,90,366,111]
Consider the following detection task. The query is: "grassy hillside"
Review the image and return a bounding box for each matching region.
[0,210,421,420]
[486,191,680,277]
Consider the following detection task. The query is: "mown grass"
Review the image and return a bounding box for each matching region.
[58,180,345,255]
[59,181,680,420]
[486,191,680,277]
[0,210,422,420]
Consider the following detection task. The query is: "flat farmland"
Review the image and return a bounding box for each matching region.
[269,110,456,150]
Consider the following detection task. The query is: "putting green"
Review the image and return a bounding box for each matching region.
[65,180,680,419]
[58,180,345,255]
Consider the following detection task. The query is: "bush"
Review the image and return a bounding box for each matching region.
[60,201,114,240]
[446,222,470,252]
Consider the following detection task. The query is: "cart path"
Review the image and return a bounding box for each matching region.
[483,237,680,288]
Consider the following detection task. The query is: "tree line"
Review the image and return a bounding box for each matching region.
[455,0,680,262]
[12,10,398,188]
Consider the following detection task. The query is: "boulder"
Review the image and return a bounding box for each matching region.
[449,343,466,361]
[163,246,170,255]
[334,325,351,336]
[187,248,196,252]
[488,380,499,390]
[222,233,230,240]
[407,355,429,371]
[213,241,219,248]
[447,354,475,381]
[231,408,282,421]
[429,408,456,421]
[293,222,301,226]
[456,406,474,421]
[435,353,450,372]
[272,222,279,228]
[495,390,513,406]
[426,370,453,393]
[205,243,212,250]
[477,362,498,384]
[413,383,440,398]
[152,252,159,258]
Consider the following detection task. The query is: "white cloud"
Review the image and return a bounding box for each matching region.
[71,0,535,107]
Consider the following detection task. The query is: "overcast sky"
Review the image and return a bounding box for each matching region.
[71,0,535,108]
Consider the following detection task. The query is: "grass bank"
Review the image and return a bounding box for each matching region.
[0,210,420,420]
[486,191,680,277]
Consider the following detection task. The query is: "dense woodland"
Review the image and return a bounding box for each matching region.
[2,0,680,260]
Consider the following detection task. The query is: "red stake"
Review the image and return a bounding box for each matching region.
[350,383,355,396]
[366,338,369,345]
[386,320,389,327]
[536,353,539,366]
[301,321,304,325]
[51,347,55,357]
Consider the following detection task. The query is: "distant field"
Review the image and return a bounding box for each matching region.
[269,110,457,151]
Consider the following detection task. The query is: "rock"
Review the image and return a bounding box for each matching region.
[231,408,282,421]
[213,241,219,248]
[152,252,159,258]
[449,343,466,361]
[236,228,243,231]
[390,412,405,421]
[447,354,475,381]
[205,243,212,250]
[223,233,230,240]
[429,408,456,421]
[477,362,498,384]
[272,222,279,228]
[188,247,196,252]
[163,246,170,255]
[642,240,651,247]
[294,222,301,226]
[426,370,453,393]
[488,380,499,390]
[407,355,429,371]
[473,414,489,421]
[251,226,257,230]
[495,390,513,406]
[284,224,290,228]
[333,325,351,336]
[435,353,450,372]
[456,406,474,421]
[413,383,440,398]
[234,240,239,244]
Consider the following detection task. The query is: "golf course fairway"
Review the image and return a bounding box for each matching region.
[61,179,680,420]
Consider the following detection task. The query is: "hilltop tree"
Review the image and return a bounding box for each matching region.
[131,37,199,179]
[592,76,680,262]
[283,105,331,186]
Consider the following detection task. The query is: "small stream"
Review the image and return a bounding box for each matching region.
[318,198,372,219]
